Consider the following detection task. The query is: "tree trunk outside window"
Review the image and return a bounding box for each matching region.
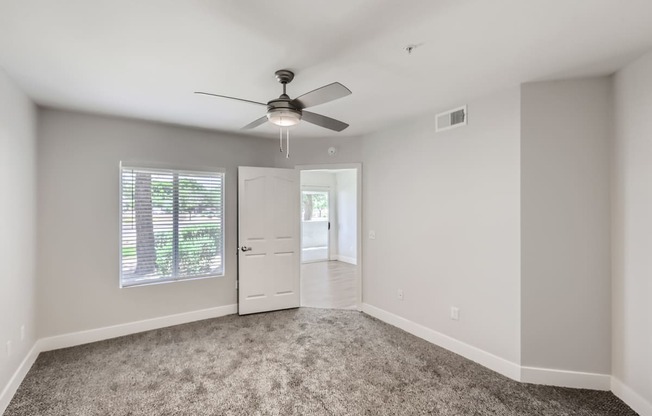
[135,172,156,275]
[303,195,313,221]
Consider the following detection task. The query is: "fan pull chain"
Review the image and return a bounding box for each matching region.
[278,128,291,158]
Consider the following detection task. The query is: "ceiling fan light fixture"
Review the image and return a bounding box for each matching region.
[267,108,302,127]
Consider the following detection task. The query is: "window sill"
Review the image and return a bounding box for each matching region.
[120,273,224,289]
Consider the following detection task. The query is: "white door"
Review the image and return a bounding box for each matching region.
[238,167,300,315]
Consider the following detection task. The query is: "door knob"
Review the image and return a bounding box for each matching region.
[241,246,252,252]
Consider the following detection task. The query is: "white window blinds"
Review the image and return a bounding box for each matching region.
[120,165,225,287]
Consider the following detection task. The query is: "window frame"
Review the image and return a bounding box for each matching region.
[119,162,226,288]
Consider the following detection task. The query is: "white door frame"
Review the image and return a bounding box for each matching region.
[296,163,362,311]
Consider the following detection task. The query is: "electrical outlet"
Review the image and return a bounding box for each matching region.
[368,230,376,240]
[397,289,404,301]
[450,307,460,321]
[6,340,12,357]
[20,325,25,341]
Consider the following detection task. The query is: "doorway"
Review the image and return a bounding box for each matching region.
[298,165,361,310]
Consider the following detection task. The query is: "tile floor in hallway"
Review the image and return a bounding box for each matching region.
[300,260,357,309]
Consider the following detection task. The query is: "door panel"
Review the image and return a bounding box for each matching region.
[273,252,296,295]
[240,253,267,299]
[273,176,295,238]
[242,176,266,240]
[238,167,300,315]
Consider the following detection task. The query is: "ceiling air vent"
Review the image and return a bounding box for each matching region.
[436,105,467,132]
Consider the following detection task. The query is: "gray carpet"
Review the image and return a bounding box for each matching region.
[5,308,637,416]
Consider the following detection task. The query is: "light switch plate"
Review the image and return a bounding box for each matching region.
[451,307,460,321]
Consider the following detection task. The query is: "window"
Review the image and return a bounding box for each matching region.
[120,165,225,287]
[301,191,329,221]
[301,190,330,263]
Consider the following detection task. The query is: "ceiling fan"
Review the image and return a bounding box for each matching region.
[195,70,351,132]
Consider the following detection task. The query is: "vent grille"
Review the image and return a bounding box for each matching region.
[436,105,467,132]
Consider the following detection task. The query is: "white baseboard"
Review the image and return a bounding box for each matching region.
[3,303,647,415]
[336,255,357,265]
[612,377,652,416]
[0,343,40,415]
[0,304,237,414]
[521,366,610,390]
[361,303,522,381]
[39,304,238,352]
[361,303,616,393]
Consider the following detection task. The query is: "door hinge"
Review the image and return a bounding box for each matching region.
[328,221,331,230]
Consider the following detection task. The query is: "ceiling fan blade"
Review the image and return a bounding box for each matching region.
[195,92,267,106]
[291,82,351,109]
[301,111,349,132]
[242,116,268,130]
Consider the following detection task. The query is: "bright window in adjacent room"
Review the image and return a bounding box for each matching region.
[119,164,225,287]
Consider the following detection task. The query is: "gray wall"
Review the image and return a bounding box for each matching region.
[0,71,37,393]
[520,78,612,374]
[274,136,363,169]
[36,109,276,337]
[360,88,522,363]
[613,50,652,406]
[280,88,522,364]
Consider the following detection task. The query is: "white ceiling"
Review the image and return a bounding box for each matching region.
[1,0,652,139]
